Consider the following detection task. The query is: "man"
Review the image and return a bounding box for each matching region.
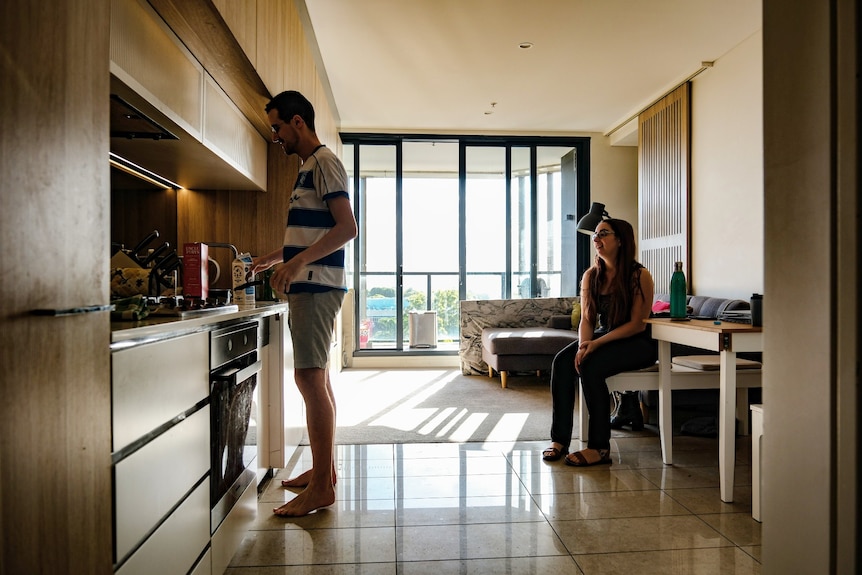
[251,90,357,517]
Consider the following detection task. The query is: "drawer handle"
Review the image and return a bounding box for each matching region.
[31,304,115,317]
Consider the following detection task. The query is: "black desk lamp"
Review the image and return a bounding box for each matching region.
[576,202,610,234]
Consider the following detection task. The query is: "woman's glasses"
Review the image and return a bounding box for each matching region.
[591,230,616,240]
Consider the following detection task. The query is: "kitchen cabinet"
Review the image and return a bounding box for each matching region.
[259,313,304,472]
[109,0,267,191]
[112,331,209,451]
[111,331,210,573]
[110,303,294,575]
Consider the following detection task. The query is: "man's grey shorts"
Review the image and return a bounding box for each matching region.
[287,290,345,369]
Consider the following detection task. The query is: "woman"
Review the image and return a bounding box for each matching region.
[542,218,657,466]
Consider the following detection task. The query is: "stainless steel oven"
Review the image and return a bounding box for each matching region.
[209,320,261,533]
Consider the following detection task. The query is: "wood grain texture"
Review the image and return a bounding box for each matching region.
[211,0,258,68]
[172,0,337,282]
[176,148,299,288]
[111,188,179,257]
[147,0,272,139]
[1,1,113,573]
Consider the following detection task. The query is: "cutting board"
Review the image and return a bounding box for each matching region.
[110,250,141,269]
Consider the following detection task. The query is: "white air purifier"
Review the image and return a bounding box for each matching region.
[408,311,437,348]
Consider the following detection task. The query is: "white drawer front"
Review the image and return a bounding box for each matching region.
[112,331,209,450]
[115,406,210,561]
[188,547,211,575]
[116,478,210,575]
[211,477,258,575]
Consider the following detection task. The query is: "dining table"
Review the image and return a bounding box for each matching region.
[642,317,764,503]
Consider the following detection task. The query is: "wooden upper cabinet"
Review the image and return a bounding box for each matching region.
[110,0,268,191]
[203,75,268,190]
[110,0,204,137]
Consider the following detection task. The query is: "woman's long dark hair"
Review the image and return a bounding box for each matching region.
[584,218,646,329]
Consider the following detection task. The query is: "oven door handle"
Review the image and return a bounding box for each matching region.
[212,360,262,385]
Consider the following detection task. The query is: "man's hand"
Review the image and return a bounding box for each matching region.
[269,258,303,294]
[250,249,284,278]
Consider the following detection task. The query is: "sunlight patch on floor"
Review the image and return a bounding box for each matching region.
[417,407,457,435]
[485,412,530,443]
[333,369,452,426]
[434,408,469,437]
[444,412,488,442]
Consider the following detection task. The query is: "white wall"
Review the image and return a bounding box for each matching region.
[588,135,639,237]
[690,30,764,299]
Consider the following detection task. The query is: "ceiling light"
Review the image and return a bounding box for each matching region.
[518,42,533,49]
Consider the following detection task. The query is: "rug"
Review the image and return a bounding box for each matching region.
[327,368,556,445]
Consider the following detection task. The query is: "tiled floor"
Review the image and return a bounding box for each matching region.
[227,433,762,574]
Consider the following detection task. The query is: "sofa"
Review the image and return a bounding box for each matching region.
[459,297,577,385]
[462,294,755,388]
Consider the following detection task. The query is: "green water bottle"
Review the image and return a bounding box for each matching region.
[670,261,687,319]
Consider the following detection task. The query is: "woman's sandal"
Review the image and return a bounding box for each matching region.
[564,448,612,467]
[542,445,567,461]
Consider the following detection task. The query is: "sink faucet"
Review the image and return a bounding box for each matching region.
[204,242,239,260]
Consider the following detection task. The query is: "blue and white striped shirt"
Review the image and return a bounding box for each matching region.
[282,145,350,293]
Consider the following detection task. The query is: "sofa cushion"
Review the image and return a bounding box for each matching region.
[482,327,578,356]
[547,315,574,329]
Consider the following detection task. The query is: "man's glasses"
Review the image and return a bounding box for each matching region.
[591,230,616,240]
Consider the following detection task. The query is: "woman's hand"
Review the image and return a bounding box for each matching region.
[574,340,593,373]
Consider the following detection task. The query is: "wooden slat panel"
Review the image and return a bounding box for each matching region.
[639,83,691,295]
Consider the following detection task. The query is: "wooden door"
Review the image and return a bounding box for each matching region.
[0,2,113,573]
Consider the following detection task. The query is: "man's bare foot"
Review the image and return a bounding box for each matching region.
[272,484,336,517]
[281,468,313,488]
[281,465,337,488]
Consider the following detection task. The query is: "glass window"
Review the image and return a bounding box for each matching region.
[342,135,589,355]
[465,146,506,300]
[537,146,575,298]
[511,147,531,298]
[357,145,396,349]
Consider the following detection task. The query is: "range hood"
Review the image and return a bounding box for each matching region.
[109,74,266,191]
[110,94,178,141]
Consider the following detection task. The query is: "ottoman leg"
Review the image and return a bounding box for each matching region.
[501,371,508,389]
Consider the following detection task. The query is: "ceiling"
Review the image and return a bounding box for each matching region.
[301,0,762,139]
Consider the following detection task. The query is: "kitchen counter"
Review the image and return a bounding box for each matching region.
[111,301,290,349]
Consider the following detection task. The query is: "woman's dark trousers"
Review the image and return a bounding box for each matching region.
[549,333,657,451]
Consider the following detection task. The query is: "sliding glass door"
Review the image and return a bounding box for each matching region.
[344,135,590,355]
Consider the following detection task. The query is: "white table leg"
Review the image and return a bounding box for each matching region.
[719,349,737,502]
[657,340,672,465]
